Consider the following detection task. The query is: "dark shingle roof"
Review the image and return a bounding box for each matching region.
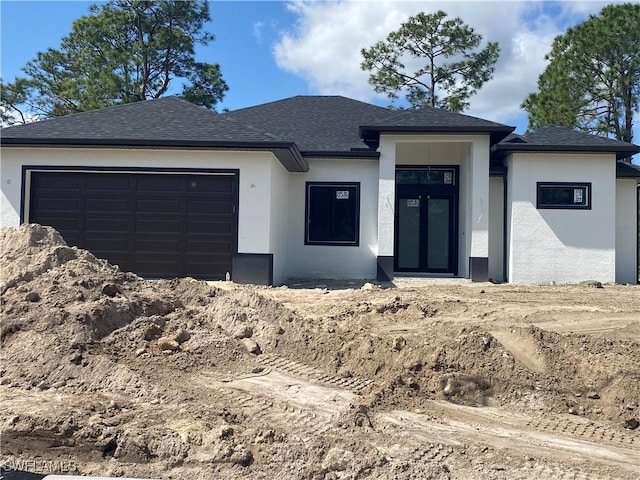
[2,95,515,155]
[494,125,640,160]
[0,97,308,171]
[0,96,279,143]
[617,161,640,179]
[359,107,514,145]
[221,96,394,153]
[223,96,514,151]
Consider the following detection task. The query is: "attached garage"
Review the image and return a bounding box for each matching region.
[25,168,238,280]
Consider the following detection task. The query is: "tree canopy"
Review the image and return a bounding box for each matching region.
[360,10,500,112]
[522,3,640,145]
[1,0,227,124]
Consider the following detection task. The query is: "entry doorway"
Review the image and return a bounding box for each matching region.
[394,166,459,274]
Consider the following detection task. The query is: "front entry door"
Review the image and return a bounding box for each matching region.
[395,167,458,274]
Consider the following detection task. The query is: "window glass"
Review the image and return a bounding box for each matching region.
[537,183,591,209]
[306,183,359,245]
[396,169,455,185]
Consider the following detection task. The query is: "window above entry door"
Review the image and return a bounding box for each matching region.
[396,167,457,186]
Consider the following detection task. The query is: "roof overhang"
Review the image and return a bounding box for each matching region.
[0,137,309,172]
[492,143,640,161]
[617,161,640,181]
[359,125,515,147]
[301,150,380,160]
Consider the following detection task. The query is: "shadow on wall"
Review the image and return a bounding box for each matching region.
[536,209,614,251]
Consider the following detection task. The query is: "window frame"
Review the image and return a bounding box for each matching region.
[305,182,361,246]
[536,182,592,210]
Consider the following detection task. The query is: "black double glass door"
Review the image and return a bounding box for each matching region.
[394,167,458,274]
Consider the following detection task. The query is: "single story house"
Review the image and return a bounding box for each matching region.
[1,96,639,285]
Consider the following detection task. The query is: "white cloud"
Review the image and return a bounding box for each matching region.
[253,21,265,43]
[272,0,607,128]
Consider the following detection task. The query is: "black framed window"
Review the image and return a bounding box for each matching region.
[537,182,591,210]
[396,167,456,185]
[305,182,360,245]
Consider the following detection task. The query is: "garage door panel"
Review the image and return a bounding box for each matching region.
[84,237,130,253]
[85,218,130,233]
[186,265,228,277]
[86,175,131,190]
[135,239,181,253]
[32,197,80,212]
[188,176,234,193]
[136,219,182,234]
[188,200,234,214]
[137,175,182,192]
[85,198,130,212]
[30,171,237,279]
[186,240,232,254]
[33,173,81,190]
[134,260,181,277]
[137,199,182,213]
[187,220,233,234]
[29,215,81,231]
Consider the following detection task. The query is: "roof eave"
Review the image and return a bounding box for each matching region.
[301,150,380,160]
[493,144,640,161]
[616,161,640,181]
[0,137,310,172]
[360,125,515,146]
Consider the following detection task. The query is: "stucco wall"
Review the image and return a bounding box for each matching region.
[615,179,638,284]
[285,157,379,280]
[488,176,504,282]
[506,152,617,284]
[0,147,279,259]
[269,158,290,285]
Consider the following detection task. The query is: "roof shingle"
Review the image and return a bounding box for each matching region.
[494,125,640,160]
[1,96,279,143]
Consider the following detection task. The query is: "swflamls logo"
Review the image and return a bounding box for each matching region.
[0,457,78,474]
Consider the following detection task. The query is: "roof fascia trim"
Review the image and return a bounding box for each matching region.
[360,125,515,146]
[301,150,380,159]
[0,138,309,172]
[493,144,640,161]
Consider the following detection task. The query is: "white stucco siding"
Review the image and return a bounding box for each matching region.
[269,158,290,285]
[507,153,617,284]
[0,147,278,258]
[615,179,638,284]
[377,137,396,257]
[285,158,379,280]
[469,138,490,259]
[488,176,504,282]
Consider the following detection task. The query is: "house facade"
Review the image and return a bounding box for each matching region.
[1,96,638,285]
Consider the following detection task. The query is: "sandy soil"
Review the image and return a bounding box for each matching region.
[1,224,638,479]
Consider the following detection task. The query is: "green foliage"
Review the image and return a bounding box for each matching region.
[522,3,640,144]
[360,10,500,112]
[0,77,38,125]
[1,0,227,121]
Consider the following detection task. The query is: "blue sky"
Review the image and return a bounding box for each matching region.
[1,0,636,144]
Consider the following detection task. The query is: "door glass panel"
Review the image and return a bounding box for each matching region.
[397,198,420,269]
[427,198,449,270]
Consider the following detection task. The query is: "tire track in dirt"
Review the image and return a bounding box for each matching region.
[194,368,354,436]
[377,404,638,478]
[525,416,636,448]
[258,353,372,393]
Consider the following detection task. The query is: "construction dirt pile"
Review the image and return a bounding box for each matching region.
[1,223,639,479]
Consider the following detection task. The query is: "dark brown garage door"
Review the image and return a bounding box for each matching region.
[29,170,238,279]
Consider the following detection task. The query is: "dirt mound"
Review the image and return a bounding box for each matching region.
[1,224,638,479]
